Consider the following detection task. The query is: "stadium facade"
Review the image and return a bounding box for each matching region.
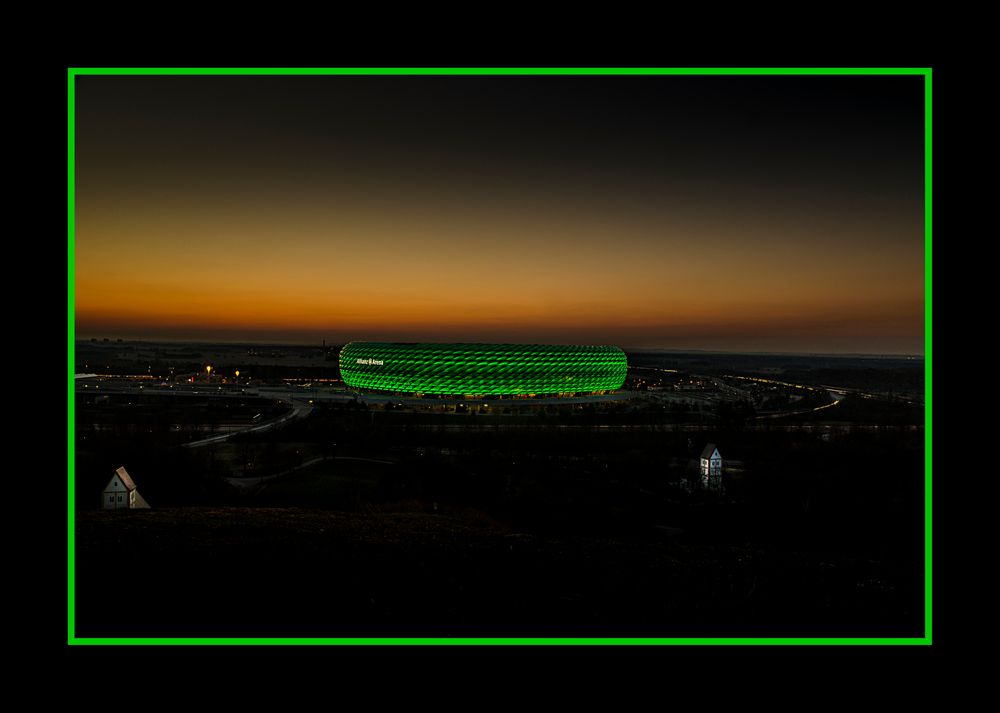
[339,342,627,397]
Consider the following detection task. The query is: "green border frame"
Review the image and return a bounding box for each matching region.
[67,66,932,646]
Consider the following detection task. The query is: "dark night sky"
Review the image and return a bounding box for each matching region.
[74,74,925,354]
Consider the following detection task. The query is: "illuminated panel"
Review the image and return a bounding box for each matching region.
[339,342,627,396]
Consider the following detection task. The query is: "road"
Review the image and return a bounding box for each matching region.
[75,378,632,407]
[181,399,314,448]
[226,455,396,489]
[754,391,845,419]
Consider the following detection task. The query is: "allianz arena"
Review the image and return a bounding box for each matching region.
[339,342,627,397]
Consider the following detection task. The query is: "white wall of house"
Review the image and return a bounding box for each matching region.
[700,450,722,476]
[102,490,129,509]
[102,474,131,510]
[700,449,723,491]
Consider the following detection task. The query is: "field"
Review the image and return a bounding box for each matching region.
[76,505,918,638]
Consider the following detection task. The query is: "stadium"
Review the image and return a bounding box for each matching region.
[339,342,627,398]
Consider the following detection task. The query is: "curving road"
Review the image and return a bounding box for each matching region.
[226,455,396,489]
[182,399,314,449]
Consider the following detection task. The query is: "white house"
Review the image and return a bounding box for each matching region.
[700,444,723,492]
[102,466,150,510]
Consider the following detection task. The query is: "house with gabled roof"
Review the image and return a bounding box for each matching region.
[102,466,150,510]
[700,443,723,492]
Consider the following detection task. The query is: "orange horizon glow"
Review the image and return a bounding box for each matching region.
[74,75,925,355]
[74,192,923,354]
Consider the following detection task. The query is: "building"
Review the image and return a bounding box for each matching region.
[700,444,723,492]
[339,342,628,397]
[102,466,150,510]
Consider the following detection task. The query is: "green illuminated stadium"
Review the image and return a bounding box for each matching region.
[339,342,628,396]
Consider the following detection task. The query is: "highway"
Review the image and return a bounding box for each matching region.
[74,377,634,407]
[719,373,921,408]
[226,455,396,489]
[182,399,314,448]
[753,391,845,420]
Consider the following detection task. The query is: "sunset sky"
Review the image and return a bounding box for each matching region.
[73,74,925,354]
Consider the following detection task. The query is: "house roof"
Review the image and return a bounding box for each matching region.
[701,443,720,459]
[114,466,137,492]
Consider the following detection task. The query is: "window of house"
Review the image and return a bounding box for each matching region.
[109,496,114,502]
[118,495,123,502]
